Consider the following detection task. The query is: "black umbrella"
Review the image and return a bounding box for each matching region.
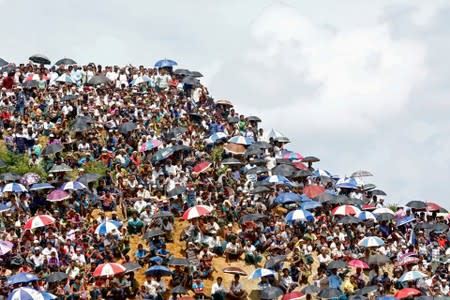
[0,58,8,67]
[302,156,320,163]
[355,285,378,295]
[239,213,267,224]
[376,213,394,221]
[173,69,191,76]
[0,173,21,182]
[167,127,187,139]
[327,260,347,270]
[43,144,64,155]
[293,169,312,177]
[119,121,137,134]
[301,285,320,294]
[246,116,261,122]
[167,186,186,198]
[77,173,101,186]
[274,136,290,143]
[416,223,434,230]
[349,296,368,300]
[245,148,265,157]
[337,195,363,205]
[0,160,7,168]
[29,54,51,65]
[272,164,297,177]
[87,75,110,86]
[221,158,241,165]
[144,266,172,277]
[368,254,390,265]
[171,285,187,295]
[172,145,191,153]
[227,116,239,123]
[23,80,39,89]
[182,76,200,86]
[406,200,427,209]
[46,272,68,283]
[415,297,448,300]
[318,288,342,299]
[55,58,77,66]
[152,211,174,219]
[251,186,271,194]
[144,228,166,239]
[189,71,203,78]
[361,184,376,191]
[260,287,283,300]
[314,193,337,203]
[264,255,286,269]
[370,189,387,196]
[168,257,191,266]
[430,223,449,233]
[62,94,78,102]
[253,141,271,149]
[338,216,361,224]
[246,166,268,175]
[123,262,142,272]
[71,119,91,132]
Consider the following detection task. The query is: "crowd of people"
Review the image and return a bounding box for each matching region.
[0,55,448,300]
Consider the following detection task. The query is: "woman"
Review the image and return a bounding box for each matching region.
[211,277,226,300]
[227,274,247,300]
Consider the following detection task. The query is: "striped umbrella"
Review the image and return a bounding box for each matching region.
[61,181,86,191]
[336,177,360,189]
[263,175,292,186]
[284,209,314,223]
[228,136,254,145]
[282,150,303,161]
[92,263,126,277]
[399,271,428,282]
[347,259,369,269]
[332,205,361,216]
[357,211,377,221]
[8,287,44,300]
[248,268,276,280]
[312,169,332,177]
[358,236,384,248]
[0,240,13,255]
[206,132,228,144]
[139,139,162,152]
[24,215,55,230]
[373,207,395,215]
[182,205,213,220]
[47,190,70,202]
[95,220,122,235]
[2,183,27,193]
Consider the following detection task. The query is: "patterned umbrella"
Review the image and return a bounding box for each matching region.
[61,181,86,191]
[139,139,162,152]
[248,268,276,280]
[92,263,126,277]
[20,173,40,186]
[95,221,121,235]
[23,215,55,230]
[358,236,384,248]
[0,240,13,255]
[7,287,44,300]
[332,205,361,216]
[399,271,428,282]
[284,209,314,223]
[182,205,213,220]
[228,136,254,145]
[47,190,70,202]
[357,211,377,221]
[2,183,27,193]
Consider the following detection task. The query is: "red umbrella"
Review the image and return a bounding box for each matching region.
[282,291,305,300]
[347,259,369,269]
[361,204,376,211]
[426,201,443,212]
[192,162,211,174]
[395,288,421,299]
[182,205,213,220]
[223,267,247,276]
[93,263,126,277]
[395,256,420,267]
[332,205,360,216]
[24,215,55,230]
[292,162,307,170]
[303,185,325,199]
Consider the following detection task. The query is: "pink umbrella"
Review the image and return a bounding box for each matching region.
[332,205,360,216]
[361,204,376,211]
[47,190,70,202]
[395,256,420,267]
[192,162,212,174]
[282,291,305,300]
[93,263,126,277]
[20,173,40,186]
[348,259,369,269]
[182,205,213,220]
[24,215,55,230]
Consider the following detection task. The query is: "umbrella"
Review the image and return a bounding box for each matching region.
[119,121,137,134]
[301,200,322,210]
[77,173,101,186]
[189,71,203,78]
[228,136,254,145]
[260,287,283,300]
[263,175,292,186]
[368,254,390,265]
[151,147,175,162]
[131,75,152,86]
[143,228,166,239]
[275,136,290,143]
[95,220,121,235]
[399,271,428,282]
[167,127,188,138]
[7,287,45,300]
[327,260,347,270]
[173,69,191,76]
[0,160,6,169]
[23,215,55,230]
[314,192,338,203]
[301,156,320,163]
[223,143,245,155]
[54,58,77,65]
[61,94,78,101]
[145,265,172,277]
[285,210,314,223]
[396,215,415,227]
[192,162,211,174]
[264,255,286,269]
[338,215,361,224]
[152,211,174,219]
[358,236,384,248]
[155,59,177,68]
[168,258,190,266]
[22,80,39,89]
[248,268,276,280]
[239,213,267,223]
[282,150,303,161]
[93,263,126,277]
[246,116,262,122]
[332,205,360,216]
[301,285,320,294]
[355,285,378,295]
[221,158,241,166]
[272,164,298,177]
[29,54,50,65]
[223,267,247,276]
[245,148,265,157]
[43,144,64,155]
[61,181,86,191]
[312,169,332,177]
[0,240,13,255]
[303,185,325,199]
[251,186,271,194]
[182,205,213,220]
[0,173,20,182]
[56,74,75,84]
[171,285,187,295]
[2,183,27,193]
[20,173,40,186]
[376,213,394,221]
[361,204,377,211]
[0,58,7,67]
[372,208,395,215]
[7,272,39,285]
[87,75,110,86]
[167,186,186,198]
[275,192,303,204]
[182,76,200,86]
[71,120,91,132]
[318,288,341,299]
[371,189,387,196]
[48,163,73,173]
[172,145,191,153]
[394,288,421,299]
[282,291,305,300]
[430,223,448,233]
[30,183,54,191]
[216,99,233,106]
[357,211,377,222]
[336,177,360,189]
[351,170,373,177]
[349,296,368,300]
[395,256,420,267]
[348,259,369,269]
[406,200,427,209]
[207,132,228,144]
[0,203,11,213]
[47,190,70,202]
[45,272,68,283]
[426,202,445,212]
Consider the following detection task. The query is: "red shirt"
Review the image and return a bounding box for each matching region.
[1,76,14,90]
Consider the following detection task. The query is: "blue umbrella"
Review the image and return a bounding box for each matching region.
[275,192,303,204]
[61,181,86,191]
[336,177,359,189]
[284,209,315,223]
[263,175,293,186]
[398,270,428,282]
[7,287,45,300]
[376,297,397,300]
[41,292,57,300]
[95,220,122,235]
[396,215,415,227]
[228,136,254,145]
[248,268,276,280]
[154,59,177,68]
[7,273,39,285]
[29,183,54,191]
[358,236,385,248]
[144,265,172,277]
[2,183,27,193]
[312,169,332,177]
[0,202,11,213]
[301,200,322,210]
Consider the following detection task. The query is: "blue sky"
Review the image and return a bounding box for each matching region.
[2,0,450,207]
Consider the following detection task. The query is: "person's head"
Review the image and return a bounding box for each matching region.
[234,274,240,281]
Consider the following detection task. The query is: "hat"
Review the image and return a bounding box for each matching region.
[227,223,232,228]
[138,184,143,188]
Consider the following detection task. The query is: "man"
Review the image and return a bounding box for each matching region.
[227,274,247,300]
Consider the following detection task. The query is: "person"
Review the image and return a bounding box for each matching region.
[243,239,262,266]
[279,268,297,294]
[211,276,226,300]
[227,274,247,300]
[192,272,208,300]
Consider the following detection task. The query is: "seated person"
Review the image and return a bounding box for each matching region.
[192,272,209,300]
[127,212,144,234]
[135,244,149,266]
[227,274,247,300]
[224,238,243,263]
[279,268,297,294]
[156,244,171,263]
[243,240,262,265]
[199,254,213,279]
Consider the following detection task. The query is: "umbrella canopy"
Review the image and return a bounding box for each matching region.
[182,205,213,220]
[337,215,361,224]
[368,254,390,265]
[426,202,446,212]
[174,69,191,76]
[394,288,421,299]
[239,213,267,223]
[272,164,298,177]
[56,73,75,84]
[0,160,6,169]
[224,143,246,155]
[182,76,200,86]
[371,189,387,196]
[43,144,64,155]
[348,259,369,269]
[355,285,378,296]
[143,228,166,239]
[61,181,86,191]
[0,240,13,255]
[282,150,303,161]
[282,292,305,300]
[87,75,110,86]
[264,255,287,269]
[145,265,172,277]
[396,215,415,227]
[8,287,44,300]
[216,99,233,106]
[395,256,420,267]
[327,260,347,270]
[192,162,211,174]
[301,285,320,294]
[275,192,304,204]
[351,170,373,177]
[358,236,384,248]
[206,132,228,144]
[155,58,177,68]
[20,173,40,186]
[222,267,247,276]
[336,177,360,189]
[95,220,121,235]
[263,175,292,186]
[284,209,314,223]
[30,183,54,191]
[47,190,70,202]
[171,285,187,295]
[357,211,377,222]
[167,186,186,198]
[119,121,137,134]
[122,262,142,273]
[260,287,284,300]
[93,263,126,277]
[45,272,68,283]
[332,205,360,216]
[376,213,394,222]
[246,116,261,122]
[0,172,21,182]
[301,200,322,210]
[221,158,241,166]
[0,58,8,67]
[406,200,427,209]
[48,163,73,173]
[24,215,55,230]
[303,185,325,199]
[228,136,254,145]
[318,288,342,299]
[168,258,191,266]
[248,268,276,280]
[29,54,50,65]
[151,147,175,163]
[399,271,428,282]
[251,186,271,194]
[7,272,39,285]
[2,183,27,193]
[54,58,77,65]
[301,156,320,163]
[77,173,101,186]
[372,207,395,215]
